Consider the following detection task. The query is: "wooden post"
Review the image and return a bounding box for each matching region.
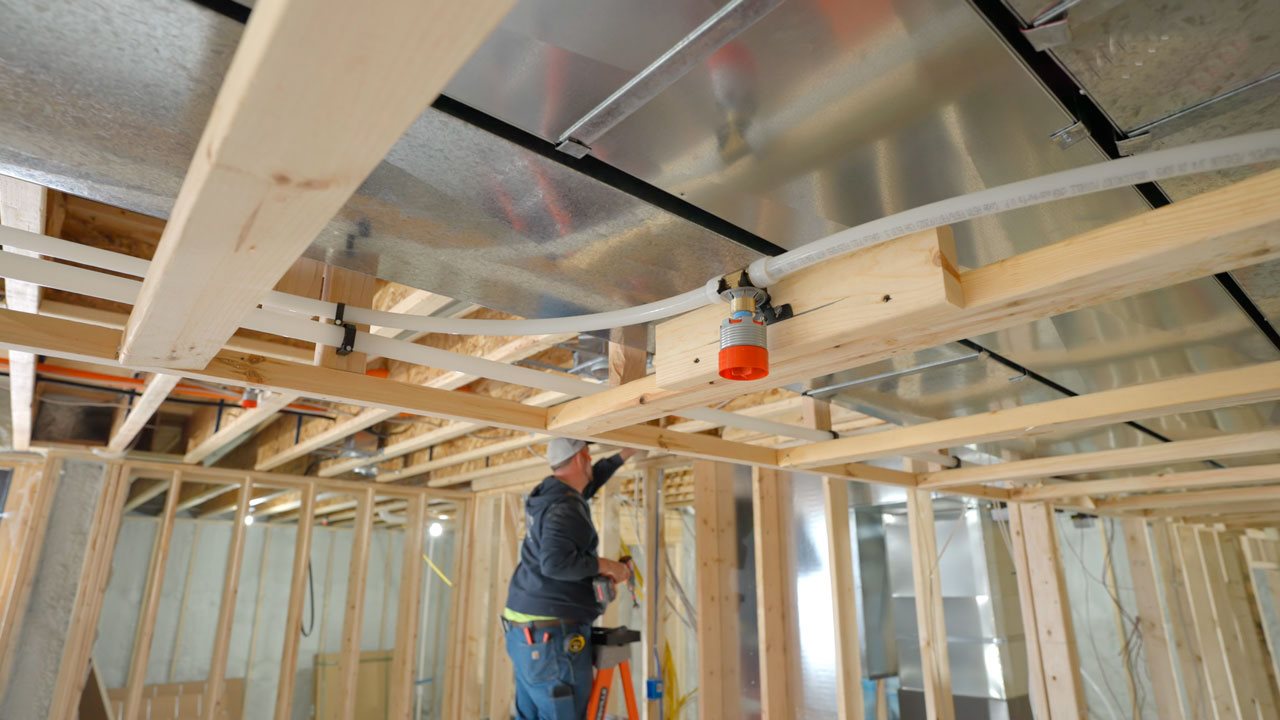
[203,478,253,720]
[442,497,476,720]
[121,471,183,720]
[692,461,741,720]
[48,464,129,720]
[1009,502,1086,720]
[389,494,427,719]
[274,483,316,720]
[1150,522,1207,717]
[314,265,377,372]
[1216,532,1280,716]
[1005,503,1051,720]
[1173,524,1240,719]
[337,487,375,720]
[0,458,61,699]
[1121,518,1186,720]
[487,494,520,719]
[905,487,953,720]
[1098,521,1139,717]
[456,495,499,719]
[643,467,663,720]
[752,466,794,718]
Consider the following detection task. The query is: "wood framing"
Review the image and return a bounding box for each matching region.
[547,169,1280,435]
[1,175,48,451]
[273,483,316,720]
[1121,518,1186,720]
[389,495,427,720]
[1009,503,1086,720]
[782,362,1280,469]
[692,461,742,720]
[336,487,376,719]
[922,430,1280,489]
[905,487,953,720]
[119,0,515,368]
[107,373,181,454]
[0,458,61,700]
[824,475,865,720]
[1005,501,1051,720]
[183,392,298,464]
[1173,525,1240,719]
[1017,461,1280,503]
[1150,522,1207,718]
[752,466,795,718]
[121,471,182,720]
[203,479,253,720]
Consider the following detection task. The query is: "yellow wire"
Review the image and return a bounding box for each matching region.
[422,553,453,587]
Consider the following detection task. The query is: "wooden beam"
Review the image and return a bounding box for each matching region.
[174,481,238,512]
[1102,484,1280,512]
[609,326,648,385]
[48,466,129,720]
[119,0,515,368]
[548,169,1280,435]
[194,485,284,518]
[273,483,315,720]
[1013,503,1086,719]
[825,476,865,720]
[692,461,742,720]
[642,467,662,720]
[1173,524,1240,719]
[781,362,1280,469]
[122,472,182,720]
[389,494,427,720]
[336,487,375,719]
[1218,533,1280,715]
[922,430,1280,489]
[1006,502,1052,720]
[0,459,61,699]
[752,467,795,718]
[371,289,453,338]
[1019,462,1280,503]
[313,266,376,372]
[1197,528,1260,716]
[1149,522,1207,718]
[183,391,299,464]
[1121,518,1185,720]
[905,486,953,720]
[257,332,571,471]
[1,175,48,451]
[121,476,169,513]
[107,373,181,454]
[203,479,252,720]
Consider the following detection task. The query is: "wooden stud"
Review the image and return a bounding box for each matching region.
[1173,525,1240,719]
[203,479,254,720]
[441,497,475,720]
[752,466,794,718]
[1150,522,1208,718]
[457,496,499,719]
[905,486,953,720]
[1014,503,1086,719]
[1218,533,1280,716]
[824,475,865,720]
[1198,528,1259,717]
[274,483,317,720]
[121,471,182,720]
[643,467,663,720]
[485,494,519,719]
[0,458,62,698]
[389,494,428,720]
[50,468,130,720]
[1005,503,1052,720]
[1121,518,1186,720]
[107,373,182,454]
[118,0,516,368]
[923,430,1280,489]
[692,461,742,720]
[1098,521,1140,717]
[336,486,376,719]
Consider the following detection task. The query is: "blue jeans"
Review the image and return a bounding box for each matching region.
[504,621,594,719]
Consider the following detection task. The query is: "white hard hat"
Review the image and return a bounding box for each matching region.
[545,438,587,468]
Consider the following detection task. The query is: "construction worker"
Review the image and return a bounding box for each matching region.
[501,437,638,719]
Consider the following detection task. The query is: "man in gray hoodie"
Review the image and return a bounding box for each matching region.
[501,437,637,719]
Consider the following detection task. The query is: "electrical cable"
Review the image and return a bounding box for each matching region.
[300,558,315,638]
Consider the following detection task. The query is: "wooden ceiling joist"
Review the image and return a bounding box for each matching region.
[1104,484,1280,512]
[546,169,1280,436]
[119,0,515,368]
[106,373,182,454]
[183,391,299,465]
[920,430,1280,489]
[1018,463,1280,504]
[780,362,1280,469]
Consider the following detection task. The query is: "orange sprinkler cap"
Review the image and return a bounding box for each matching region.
[718,344,768,381]
[241,399,258,409]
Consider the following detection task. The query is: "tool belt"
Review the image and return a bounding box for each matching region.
[501,617,588,631]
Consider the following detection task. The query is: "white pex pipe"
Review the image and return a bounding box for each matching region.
[0,236,833,442]
[275,130,1280,334]
[4,131,1277,339]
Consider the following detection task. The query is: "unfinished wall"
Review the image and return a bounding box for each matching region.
[93,515,457,719]
[0,460,108,720]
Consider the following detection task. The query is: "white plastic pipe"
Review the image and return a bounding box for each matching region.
[0,241,838,442]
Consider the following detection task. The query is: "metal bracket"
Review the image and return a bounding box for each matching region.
[1022,18,1072,51]
[555,138,592,159]
[333,302,357,356]
[1050,120,1088,150]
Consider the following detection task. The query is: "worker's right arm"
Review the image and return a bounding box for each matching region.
[537,501,598,581]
